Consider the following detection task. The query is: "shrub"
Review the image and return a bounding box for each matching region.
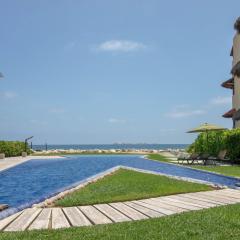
[187,131,225,157]
[0,141,31,157]
[188,129,240,162]
[223,129,240,162]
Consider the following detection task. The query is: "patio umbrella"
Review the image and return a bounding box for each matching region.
[187,123,227,153]
[187,123,227,133]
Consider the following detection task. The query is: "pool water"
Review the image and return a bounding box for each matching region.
[0,155,239,219]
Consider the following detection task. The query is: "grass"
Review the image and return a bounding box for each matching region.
[147,154,240,179]
[191,165,240,178]
[2,203,240,239]
[146,154,172,163]
[55,169,212,207]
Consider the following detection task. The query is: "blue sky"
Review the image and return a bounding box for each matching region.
[0,0,239,144]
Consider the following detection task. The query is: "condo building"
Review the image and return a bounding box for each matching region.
[222,17,240,128]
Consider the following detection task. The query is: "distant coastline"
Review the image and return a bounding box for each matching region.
[32,144,188,151]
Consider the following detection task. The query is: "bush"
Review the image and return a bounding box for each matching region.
[223,129,240,162]
[188,129,240,162]
[0,141,31,157]
[187,131,225,157]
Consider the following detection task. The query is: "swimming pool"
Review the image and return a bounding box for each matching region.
[0,154,239,219]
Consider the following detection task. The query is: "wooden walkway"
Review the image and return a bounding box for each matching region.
[1,189,240,232]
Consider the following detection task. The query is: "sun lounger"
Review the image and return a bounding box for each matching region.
[198,153,211,165]
[177,153,200,164]
[206,150,228,164]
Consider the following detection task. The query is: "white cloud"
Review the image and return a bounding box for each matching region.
[97,40,146,52]
[166,109,206,119]
[210,96,232,105]
[2,91,17,99]
[108,118,126,124]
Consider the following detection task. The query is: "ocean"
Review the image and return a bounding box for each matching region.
[32,144,188,151]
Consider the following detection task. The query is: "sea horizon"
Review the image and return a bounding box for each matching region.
[32,143,189,151]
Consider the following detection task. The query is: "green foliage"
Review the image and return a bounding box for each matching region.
[188,129,240,162]
[147,154,172,163]
[223,128,240,161]
[0,141,31,157]
[192,165,240,178]
[187,131,225,157]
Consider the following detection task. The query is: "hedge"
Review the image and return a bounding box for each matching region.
[187,129,240,162]
[0,141,31,157]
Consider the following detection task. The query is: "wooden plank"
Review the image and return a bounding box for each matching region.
[94,204,131,223]
[0,211,23,231]
[125,201,165,218]
[79,206,112,225]
[179,193,225,205]
[222,189,240,195]
[135,200,176,215]
[155,198,201,210]
[168,195,216,208]
[220,189,240,198]
[224,189,240,193]
[110,202,148,220]
[196,192,238,204]
[63,207,92,227]
[52,208,70,229]
[210,190,240,200]
[5,208,41,231]
[224,190,240,197]
[28,208,51,230]
[205,189,239,196]
[140,199,187,213]
[161,196,205,209]
[211,194,240,203]
[193,192,234,204]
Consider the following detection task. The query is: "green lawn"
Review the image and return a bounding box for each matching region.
[148,154,240,179]
[147,154,172,163]
[191,165,240,178]
[2,203,240,240]
[55,169,212,207]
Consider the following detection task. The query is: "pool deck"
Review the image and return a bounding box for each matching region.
[1,188,240,232]
[0,156,64,172]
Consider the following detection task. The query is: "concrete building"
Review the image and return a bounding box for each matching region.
[222,17,240,128]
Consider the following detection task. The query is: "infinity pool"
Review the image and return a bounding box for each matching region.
[0,155,239,219]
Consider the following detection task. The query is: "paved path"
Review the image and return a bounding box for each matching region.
[0,156,63,172]
[1,188,240,232]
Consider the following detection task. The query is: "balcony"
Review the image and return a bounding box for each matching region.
[221,78,234,89]
[222,108,236,118]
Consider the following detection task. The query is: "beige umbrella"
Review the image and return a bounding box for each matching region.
[187,123,227,133]
[187,123,227,153]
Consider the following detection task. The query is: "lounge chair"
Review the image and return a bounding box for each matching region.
[216,150,228,161]
[177,153,200,164]
[198,153,211,165]
[206,150,228,164]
